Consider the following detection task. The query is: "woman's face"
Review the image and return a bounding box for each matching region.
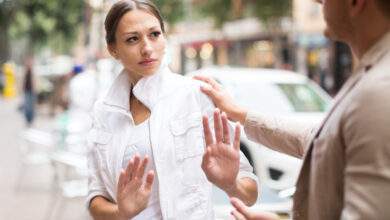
[109,9,166,79]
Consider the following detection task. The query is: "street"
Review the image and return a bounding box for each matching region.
[0,98,89,220]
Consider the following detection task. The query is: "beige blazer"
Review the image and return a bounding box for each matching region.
[244,31,390,220]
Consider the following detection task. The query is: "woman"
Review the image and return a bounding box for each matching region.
[87,1,258,219]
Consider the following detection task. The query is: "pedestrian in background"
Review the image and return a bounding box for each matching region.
[22,61,35,127]
[195,0,390,219]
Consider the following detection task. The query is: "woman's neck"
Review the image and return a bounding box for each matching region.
[128,72,143,85]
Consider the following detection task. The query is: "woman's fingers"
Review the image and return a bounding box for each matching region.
[129,155,140,181]
[143,170,155,192]
[201,146,212,170]
[135,156,149,179]
[202,116,214,146]
[118,170,126,191]
[214,109,223,143]
[125,158,134,182]
[221,112,231,145]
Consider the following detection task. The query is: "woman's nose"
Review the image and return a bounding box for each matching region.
[141,39,153,57]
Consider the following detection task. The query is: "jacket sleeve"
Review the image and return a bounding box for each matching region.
[85,103,113,209]
[243,110,318,159]
[340,81,390,220]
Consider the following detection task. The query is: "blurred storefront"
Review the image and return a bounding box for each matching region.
[171,18,293,75]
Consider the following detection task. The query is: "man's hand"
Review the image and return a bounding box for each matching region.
[230,197,279,220]
[201,109,241,192]
[116,154,154,220]
[194,75,247,124]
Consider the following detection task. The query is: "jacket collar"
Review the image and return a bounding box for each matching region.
[103,62,170,112]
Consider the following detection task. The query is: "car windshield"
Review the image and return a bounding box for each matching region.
[227,81,330,113]
[276,83,330,112]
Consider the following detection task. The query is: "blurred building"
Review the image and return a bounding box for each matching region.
[169,18,293,75]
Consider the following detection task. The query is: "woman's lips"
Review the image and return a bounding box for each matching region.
[139,58,157,66]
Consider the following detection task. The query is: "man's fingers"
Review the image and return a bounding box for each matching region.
[143,171,155,192]
[233,122,241,151]
[231,210,247,220]
[193,75,220,89]
[202,116,213,146]
[214,109,223,143]
[221,112,231,145]
[230,197,251,218]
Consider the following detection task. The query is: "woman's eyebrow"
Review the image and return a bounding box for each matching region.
[122,26,159,36]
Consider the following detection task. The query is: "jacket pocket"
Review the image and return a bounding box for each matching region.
[89,129,112,150]
[177,185,208,218]
[170,112,204,162]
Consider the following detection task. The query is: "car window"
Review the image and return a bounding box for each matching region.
[226,82,294,114]
[225,80,329,114]
[276,83,329,112]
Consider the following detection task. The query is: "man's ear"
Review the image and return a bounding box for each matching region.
[107,44,118,59]
[349,0,366,18]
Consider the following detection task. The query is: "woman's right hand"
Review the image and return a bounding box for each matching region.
[193,75,248,124]
[116,154,154,220]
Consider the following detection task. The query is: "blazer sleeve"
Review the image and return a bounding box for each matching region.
[340,80,390,220]
[243,110,318,159]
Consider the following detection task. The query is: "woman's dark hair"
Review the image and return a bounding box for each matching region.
[104,0,165,44]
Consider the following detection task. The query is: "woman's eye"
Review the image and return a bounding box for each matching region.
[150,31,161,38]
[126,37,138,43]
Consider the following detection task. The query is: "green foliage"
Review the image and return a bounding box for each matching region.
[197,0,233,27]
[196,0,292,27]
[154,0,185,26]
[8,0,84,53]
[251,0,292,22]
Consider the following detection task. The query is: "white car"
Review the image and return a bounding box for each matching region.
[187,66,331,193]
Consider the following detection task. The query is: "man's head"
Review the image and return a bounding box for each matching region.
[316,0,389,56]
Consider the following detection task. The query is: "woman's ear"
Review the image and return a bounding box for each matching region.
[107,44,118,59]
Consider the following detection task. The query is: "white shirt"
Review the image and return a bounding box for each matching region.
[122,119,163,220]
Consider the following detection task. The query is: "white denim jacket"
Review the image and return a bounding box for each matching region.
[86,66,257,220]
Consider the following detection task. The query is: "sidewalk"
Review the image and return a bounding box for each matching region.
[0,97,89,220]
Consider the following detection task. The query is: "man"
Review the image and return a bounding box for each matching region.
[197,0,390,219]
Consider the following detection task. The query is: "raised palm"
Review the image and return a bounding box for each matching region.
[116,155,155,220]
[202,109,241,192]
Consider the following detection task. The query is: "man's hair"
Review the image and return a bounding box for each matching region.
[376,0,390,18]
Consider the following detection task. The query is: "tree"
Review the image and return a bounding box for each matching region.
[6,0,84,58]
[196,0,291,27]
[0,0,16,63]
[251,0,292,23]
[154,0,185,28]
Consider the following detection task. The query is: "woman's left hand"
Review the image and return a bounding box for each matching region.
[201,109,241,192]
